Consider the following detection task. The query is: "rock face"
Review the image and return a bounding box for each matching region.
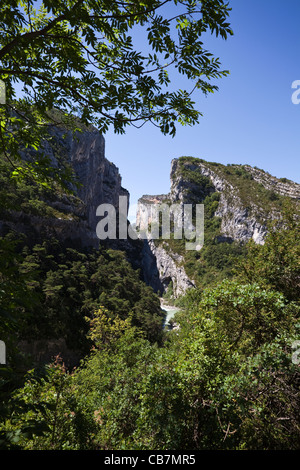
[136,157,300,297]
[65,128,129,235]
[136,199,196,296]
[140,237,195,297]
[170,159,265,245]
[242,165,300,200]
[136,193,196,297]
[47,126,129,247]
[1,126,129,249]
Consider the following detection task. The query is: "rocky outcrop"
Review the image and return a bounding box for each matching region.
[140,237,195,297]
[46,126,130,247]
[242,165,300,200]
[1,126,129,249]
[136,157,300,297]
[65,128,129,234]
[136,193,196,296]
[2,125,136,367]
[136,195,168,231]
[170,158,267,245]
[169,158,299,245]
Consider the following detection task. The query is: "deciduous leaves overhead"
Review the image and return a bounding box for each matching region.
[0,0,232,185]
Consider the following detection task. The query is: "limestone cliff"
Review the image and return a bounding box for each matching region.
[1,125,129,249]
[136,157,300,297]
[139,237,196,297]
[63,127,129,236]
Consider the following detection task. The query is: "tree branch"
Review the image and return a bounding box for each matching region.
[0,0,85,61]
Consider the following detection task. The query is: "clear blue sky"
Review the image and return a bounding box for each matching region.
[103,0,300,221]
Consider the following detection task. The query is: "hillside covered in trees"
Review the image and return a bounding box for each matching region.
[0,147,299,450]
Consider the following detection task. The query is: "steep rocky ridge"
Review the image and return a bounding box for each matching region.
[136,156,300,297]
[0,125,129,250]
[169,158,299,244]
[242,165,300,200]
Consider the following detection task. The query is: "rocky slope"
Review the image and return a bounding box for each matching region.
[136,156,300,298]
[0,125,129,249]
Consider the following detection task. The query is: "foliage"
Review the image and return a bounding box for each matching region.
[235,201,300,302]
[0,0,232,186]
[0,104,299,451]
[1,2,299,450]
[4,268,298,450]
[11,239,164,351]
[85,307,137,349]
[180,279,298,356]
[0,153,80,218]
[168,280,299,449]
[4,206,299,450]
[176,158,215,198]
[0,235,40,446]
[0,357,79,449]
[0,237,34,345]
[155,157,299,295]
[74,313,158,449]
[0,232,166,448]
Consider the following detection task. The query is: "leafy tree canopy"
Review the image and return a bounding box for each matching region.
[0,0,232,185]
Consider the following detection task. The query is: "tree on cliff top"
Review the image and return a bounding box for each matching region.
[0,0,232,186]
